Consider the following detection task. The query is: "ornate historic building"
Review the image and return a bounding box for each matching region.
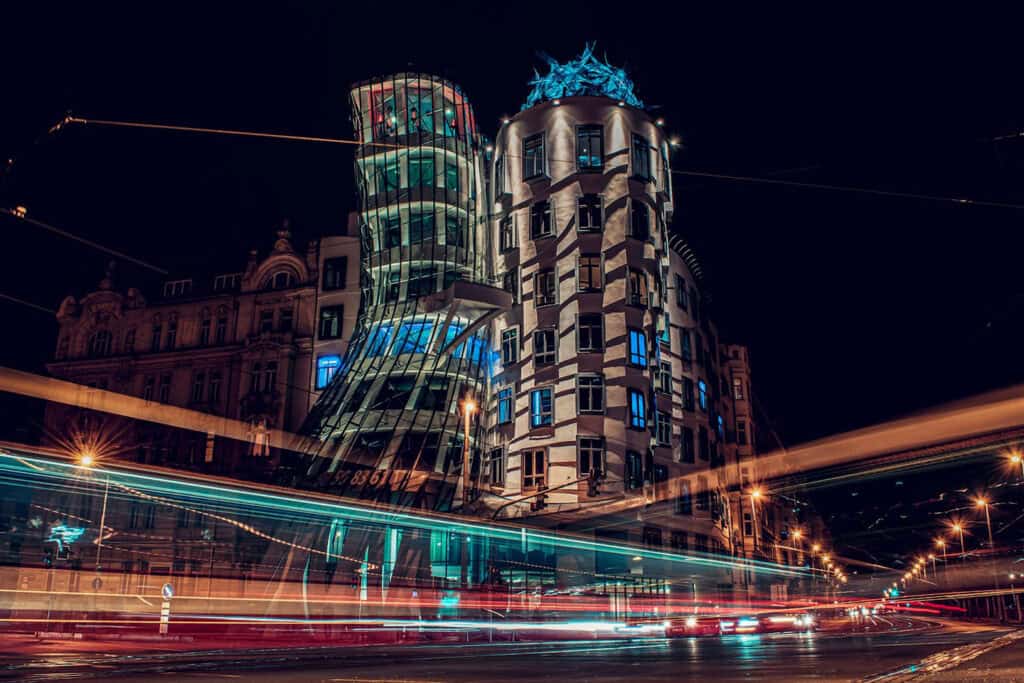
[44,225,359,478]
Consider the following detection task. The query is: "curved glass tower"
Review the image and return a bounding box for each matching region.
[301,73,506,511]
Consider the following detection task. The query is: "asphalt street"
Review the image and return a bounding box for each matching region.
[0,619,1018,682]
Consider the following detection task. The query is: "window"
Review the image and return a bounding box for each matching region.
[406,86,433,133]
[577,194,603,232]
[696,475,710,510]
[494,154,506,196]
[530,387,553,428]
[632,133,651,180]
[682,377,695,411]
[625,451,643,490]
[643,526,663,548]
[259,309,274,334]
[215,315,227,345]
[670,530,689,549]
[279,307,293,333]
[578,437,605,477]
[577,255,602,291]
[415,375,449,411]
[380,376,415,410]
[737,419,748,446]
[522,133,545,180]
[499,214,516,251]
[194,315,209,346]
[577,374,604,414]
[717,413,725,440]
[208,372,222,403]
[374,159,399,193]
[743,512,754,538]
[409,211,435,243]
[151,324,162,352]
[158,374,171,403]
[165,319,177,349]
[444,159,459,191]
[191,373,205,402]
[492,326,517,366]
[316,355,341,390]
[142,376,154,402]
[530,200,552,238]
[263,362,278,393]
[658,361,672,394]
[502,269,519,303]
[319,305,343,339]
[657,411,672,446]
[88,330,112,357]
[576,125,603,170]
[497,387,514,424]
[680,329,692,362]
[534,269,557,307]
[682,426,696,462]
[698,379,708,411]
[733,377,745,400]
[577,313,603,352]
[695,534,709,553]
[627,268,648,306]
[407,265,435,298]
[627,328,647,367]
[628,389,647,429]
[348,380,372,411]
[629,200,650,240]
[408,153,435,188]
[676,481,692,515]
[213,273,241,291]
[394,321,433,355]
[489,447,506,487]
[383,214,402,249]
[124,328,136,353]
[384,269,401,302]
[675,275,688,309]
[268,271,295,290]
[533,329,556,366]
[660,312,671,345]
[699,426,710,460]
[522,448,547,489]
[323,256,347,290]
[163,279,192,298]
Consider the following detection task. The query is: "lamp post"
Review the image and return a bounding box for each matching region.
[976,497,1004,622]
[929,554,937,578]
[952,523,966,563]
[77,451,109,573]
[749,488,762,558]
[791,529,803,567]
[459,398,477,589]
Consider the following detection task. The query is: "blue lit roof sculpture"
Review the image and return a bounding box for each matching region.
[522,44,643,110]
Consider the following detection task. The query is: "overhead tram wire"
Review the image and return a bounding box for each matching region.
[48,114,1024,212]
[0,293,55,315]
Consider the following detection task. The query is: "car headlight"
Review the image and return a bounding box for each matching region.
[685,617,697,628]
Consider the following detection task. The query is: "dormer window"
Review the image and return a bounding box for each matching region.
[162,279,193,298]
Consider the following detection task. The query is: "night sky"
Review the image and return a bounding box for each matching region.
[4,2,1024,454]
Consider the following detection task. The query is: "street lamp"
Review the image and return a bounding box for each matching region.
[976,496,1004,622]
[461,398,477,508]
[749,487,763,557]
[791,528,803,567]
[1009,451,1023,481]
[77,451,109,573]
[951,522,966,563]
[976,498,995,552]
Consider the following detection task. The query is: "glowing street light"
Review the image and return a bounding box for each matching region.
[77,451,95,468]
[1009,451,1024,480]
[748,487,763,556]
[951,522,967,562]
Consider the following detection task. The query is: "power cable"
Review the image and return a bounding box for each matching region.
[0,292,55,315]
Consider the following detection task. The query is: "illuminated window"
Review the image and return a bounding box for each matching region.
[577,255,602,291]
[631,133,651,180]
[406,87,434,133]
[576,125,603,170]
[497,387,513,424]
[319,306,344,340]
[374,160,399,193]
[394,322,433,355]
[522,448,547,489]
[577,193,603,232]
[698,379,708,411]
[534,269,557,307]
[628,328,647,367]
[628,389,647,429]
[577,313,603,352]
[530,200,553,238]
[629,203,650,244]
[408,153,435,188]
[534,329,556,366]
[577,374,604,414]
[316,355,341,390]
[523,133,545,180]
[529,387,553,428]
[367,324,393,356]
[733,377,745,400]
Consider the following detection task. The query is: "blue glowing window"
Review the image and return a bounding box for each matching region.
[629,389,647,429]
[394,322,433,355]
[530,387,553,428]
[628,329,647,367]
[367,324,394,356]
[316,355,341,390]
[497,387,513,424]
[698,379,708,411]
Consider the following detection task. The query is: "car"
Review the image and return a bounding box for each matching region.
[665,616,722,637]
[758,613,816,633]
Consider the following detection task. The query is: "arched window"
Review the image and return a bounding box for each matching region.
[265,271,296,290]
[88,330,113,357]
